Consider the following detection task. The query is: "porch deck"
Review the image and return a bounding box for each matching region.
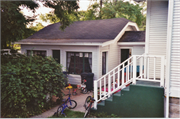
[136,80,161,87]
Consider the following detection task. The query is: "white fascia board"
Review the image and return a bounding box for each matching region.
[113,22,139,43]
[14,42,102,46]
[102,22,139,47]
[118,42,145,46]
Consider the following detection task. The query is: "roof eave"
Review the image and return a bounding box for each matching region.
[14,42,103,46]
[118,42,145,45]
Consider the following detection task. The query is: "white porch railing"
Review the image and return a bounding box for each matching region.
[94,54,165,109]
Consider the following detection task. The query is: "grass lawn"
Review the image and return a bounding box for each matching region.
[50,109,119,118]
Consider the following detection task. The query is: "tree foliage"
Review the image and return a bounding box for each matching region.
[1,1,39,49]
[1,53,66,117]
[77,1,146,30]
[101,1,146,29]
[43,1,79,30]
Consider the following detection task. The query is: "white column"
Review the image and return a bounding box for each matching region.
[133,55,137,84]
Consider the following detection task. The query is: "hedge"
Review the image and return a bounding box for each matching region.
[1,53,67,117]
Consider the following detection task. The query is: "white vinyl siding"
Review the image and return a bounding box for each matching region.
[169,0,180,98]
[21,45,99,85]
[146,0,168,79]
[132,46,145,56]
[147,0,168,56]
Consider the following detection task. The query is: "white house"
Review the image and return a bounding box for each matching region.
[92,0,179,118]
[145,0,180,117]
[16,18,145,85]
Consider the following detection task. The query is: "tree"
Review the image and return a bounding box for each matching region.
[1,1,39,49]
[77,2,101,21]
[22,23,45,39]
[101,1,145,28]
[77,0,146,30]
[43,1,79,30]
[39,12,60,24]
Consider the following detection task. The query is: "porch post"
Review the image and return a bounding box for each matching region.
[133,55,137,84]
[160,56,165,87]
[94,80,98,109]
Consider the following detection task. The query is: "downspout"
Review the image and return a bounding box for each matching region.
[166,0,174,118]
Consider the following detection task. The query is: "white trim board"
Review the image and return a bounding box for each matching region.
[118,42,145,46]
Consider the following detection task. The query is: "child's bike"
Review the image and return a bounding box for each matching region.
[83,96,95,118]
[56,88,77,117]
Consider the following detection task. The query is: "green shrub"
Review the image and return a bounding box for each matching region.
[1,53,67,117]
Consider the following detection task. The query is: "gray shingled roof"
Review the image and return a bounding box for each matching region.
[118,31,145,42]
[26,18,130,40]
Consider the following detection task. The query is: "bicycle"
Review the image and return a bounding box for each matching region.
[56,88,77,117]
[83,96,95,118]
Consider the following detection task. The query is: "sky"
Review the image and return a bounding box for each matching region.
[21,0,136,27]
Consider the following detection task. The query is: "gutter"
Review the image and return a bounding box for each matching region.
[14,42,103,46]
[118,42,145,46]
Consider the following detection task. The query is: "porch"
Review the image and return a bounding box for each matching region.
[93,54,167,117]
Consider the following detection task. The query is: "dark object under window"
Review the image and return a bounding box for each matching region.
[67,52,92,75]
[81,73,94,91]
[27,50,46,57]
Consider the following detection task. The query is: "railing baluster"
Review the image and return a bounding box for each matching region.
[94,80,98,109]
[160,56,165,87]
[122,64,124,85]
[133,55,137,84]
[147,57,149,80]
[117,66,120,87]
[127,60,129,81]
[113,70,115,90]
[108,74,111,97]
[100,80,102,99]
[144,55,147,79]
[140,57,143,79]
[104,77,106,94]
[154,57,156,80]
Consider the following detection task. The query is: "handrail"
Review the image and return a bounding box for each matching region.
[96,55,134,82]
[94,54,165,109]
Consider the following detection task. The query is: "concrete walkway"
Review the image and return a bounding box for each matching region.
[31,89,93,118]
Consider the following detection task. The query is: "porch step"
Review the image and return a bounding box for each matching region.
[113,91,121,96]
[94,84,164,117]
[106,95,113,101]
[97,100,105,106]
[121,85,130,91]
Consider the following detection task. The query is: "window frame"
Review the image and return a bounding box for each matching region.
[66,52,92,75]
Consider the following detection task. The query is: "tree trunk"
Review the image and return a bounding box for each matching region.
[99,0,102,19]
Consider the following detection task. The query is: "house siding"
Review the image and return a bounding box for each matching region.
[146,0,168,79]
[21,45,99,85]
[170,0,180,98]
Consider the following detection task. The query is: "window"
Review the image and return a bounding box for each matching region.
[102,52,107,75]
[52,50,60,63]
[27,50,46,57]
[67,52,92,75]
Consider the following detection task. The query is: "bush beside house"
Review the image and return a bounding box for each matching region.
[1,53,66,117]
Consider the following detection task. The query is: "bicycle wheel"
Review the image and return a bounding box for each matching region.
[84,105,91,118]
[67,100,77,109]
[84,96,91,109]
[56,106,63,117]
[82,88,87,94]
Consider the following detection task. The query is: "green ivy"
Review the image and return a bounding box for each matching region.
[1,53,67,117]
